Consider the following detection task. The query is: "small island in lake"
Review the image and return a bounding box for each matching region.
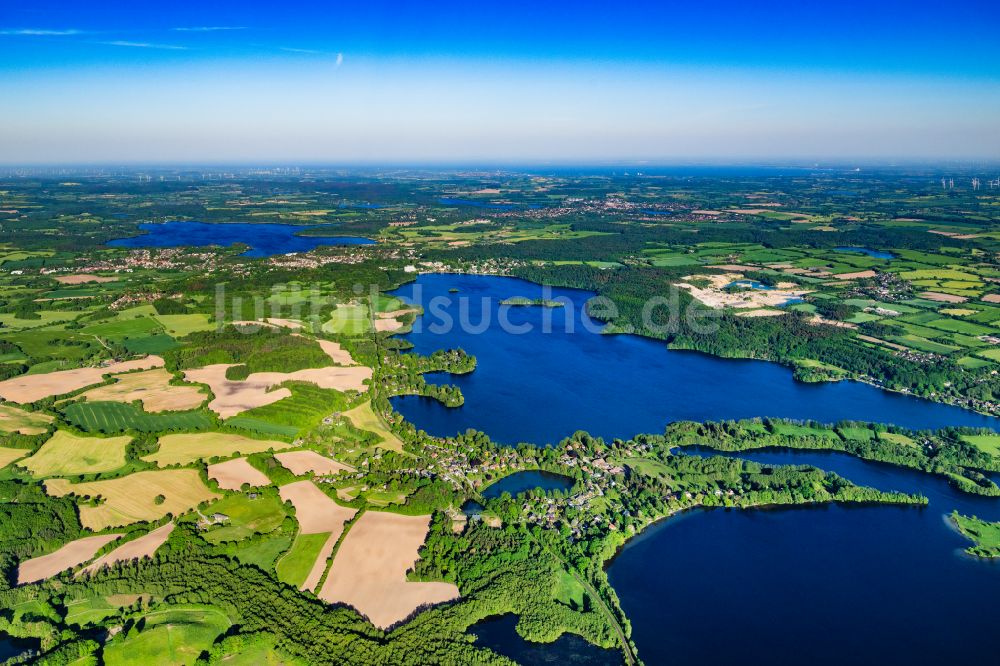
[952,512,1000,557]
[500,297,566,307]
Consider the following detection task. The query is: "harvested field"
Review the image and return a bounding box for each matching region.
[0,356,164,404]
[919,291,968,303]
[53,274,116,284]
[373,318,404,333]
[274,450,354,476]
[982,294,1000,304]
[278,480,356,534]
[0,404,54,435]
[19,430,131,477]
[833,270,877,280]
[46,469,220,531]
[0,446,28,468]
[17,534,122,584]
[145,432,290,466]
[186,363,371,418]
[207,457,272,490]
[267,317,304,330]
[78,368,206,412]
[78,523,175,577]
[317,339,357,366]
[318,512,460,629]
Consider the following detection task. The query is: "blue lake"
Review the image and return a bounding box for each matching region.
[108,221,375,257]
[438,197,516,211]
[833,246,896,259]
[728,279,775,290]
[470,614,621,665]
[389,274,998,445]
[481,470,575,499]
[609,448,1000,665]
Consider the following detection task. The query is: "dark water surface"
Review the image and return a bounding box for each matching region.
[109,221,375,257]
[389,274,998,445]
[481,470,575,499]
[608,449,1000,665]
[470,614,622,665]
[833,246,896,259]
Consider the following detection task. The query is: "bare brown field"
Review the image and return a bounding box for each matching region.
[145,432,290,466]
[46,469,220,531]
[372,309,419,334]
[278,480,356,534]
[317,339,357,366]
[19,430,132,477]
[78,523,175,577]
[833,270,877,280]
[79,368,206,412]
[919,291,968,303]
[186,363,371,418]
[373,318,405,333]
[318,512,460,629]
[0,356,164,404]
[0,404,54,435]
[17,534,122,584]
[207,457,272,490]
[184,364,291,417]
[53,274,117,284]
[274,450,355,476]
[0,446,28,468]
[983,294,1000,304]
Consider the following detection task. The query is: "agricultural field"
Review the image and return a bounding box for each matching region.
[77,367,206,412]
[46,469,220,530]
[102,605,232,666]
[146,432,290,466]
[318,511,460,629]
[19,430,132,477]
[201,492,288,544]
[62,400,212,433]
[0,403,53,434]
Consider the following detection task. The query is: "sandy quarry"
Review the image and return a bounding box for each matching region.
[185,362,371,419]
[274,450,355,476]
[677,273,809,310]
[53,274,117,284]
[318,512,460,629]
[78,367,206,412]
[17,534,122,584]
[0,356,164,404]
[278,480,357,534]
[78,523,175,577]
[207,457,272,490]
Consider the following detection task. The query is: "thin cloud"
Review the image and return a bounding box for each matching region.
[336,52,344,67]
[100,40,189,50]
[0,28,84,36]
[280,47,323,55]
[173,26,247,32]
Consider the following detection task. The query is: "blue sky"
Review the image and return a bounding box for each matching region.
[1,1,999,164]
